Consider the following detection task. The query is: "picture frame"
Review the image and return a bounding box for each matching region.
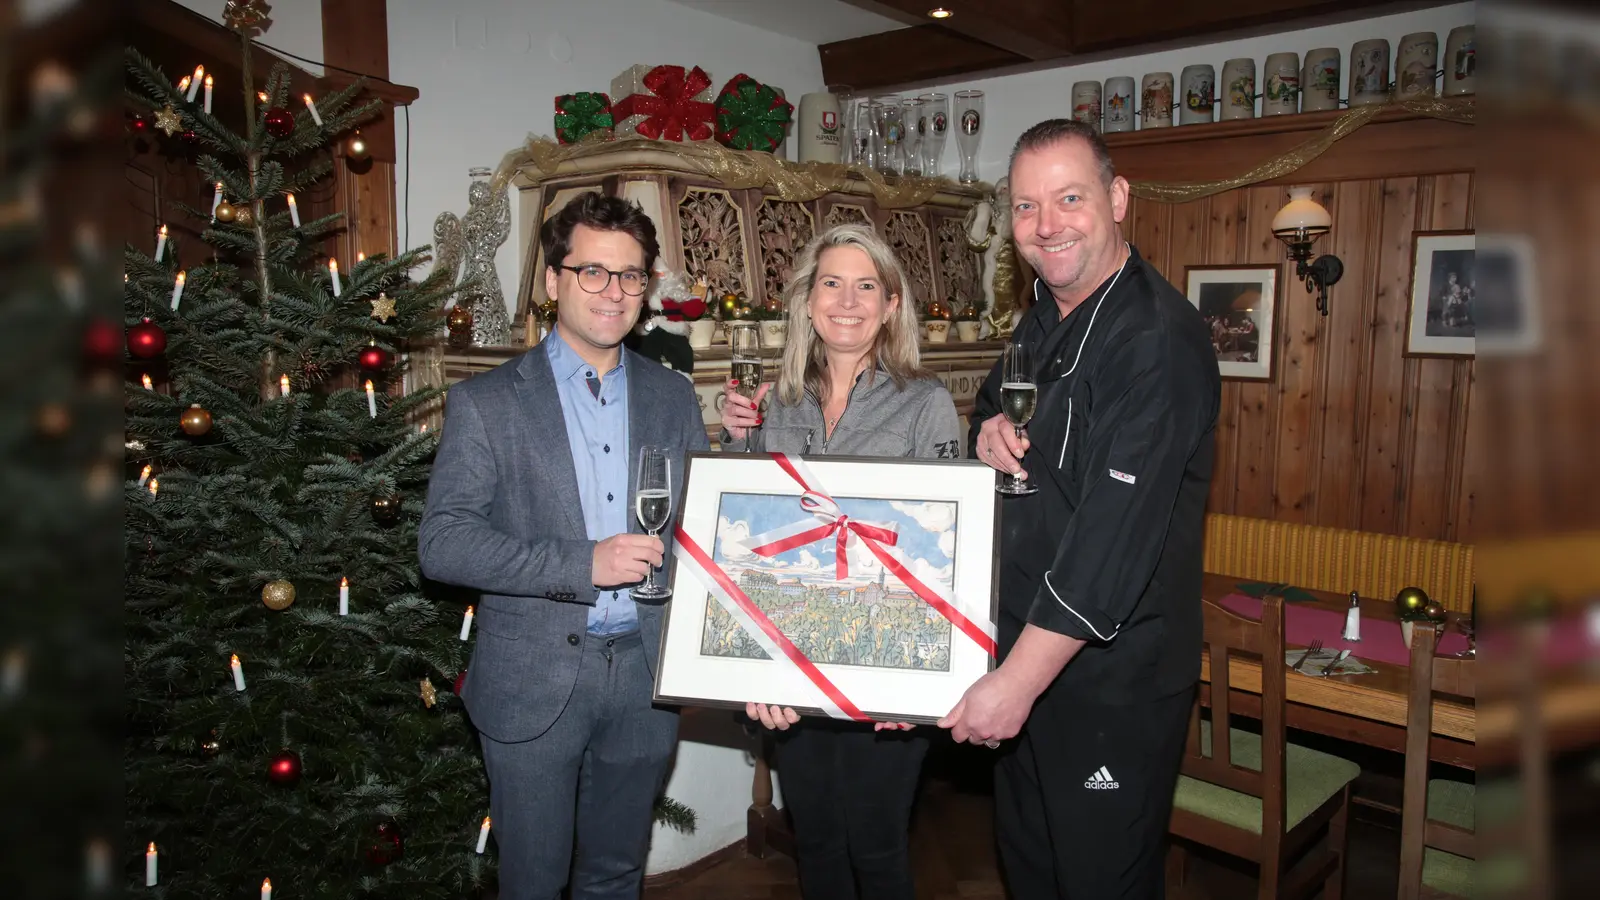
[1473,232,1539,357]
[655,452,1000,724]
[1184,265,1279,381]
[1405,230,1476,357]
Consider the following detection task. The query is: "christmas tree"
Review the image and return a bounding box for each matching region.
[122,6,490,896]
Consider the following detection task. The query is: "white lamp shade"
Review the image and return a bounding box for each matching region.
[1272,186,1332,235]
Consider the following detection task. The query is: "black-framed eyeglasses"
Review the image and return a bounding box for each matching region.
[556,264,649,296]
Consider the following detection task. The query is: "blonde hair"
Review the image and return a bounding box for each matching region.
[775,224,929,407]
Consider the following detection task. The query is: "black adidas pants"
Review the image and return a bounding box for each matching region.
[993,684,1195,899]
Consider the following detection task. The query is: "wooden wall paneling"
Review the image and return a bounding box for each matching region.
[1232,184,1289,520]
[1204,191,1244,514]
[1402,173,1474,539]
[1357,176,1421,535]
[1268,183,1334,523]
[1313,178,1383,531]
[1125,192,1170,275]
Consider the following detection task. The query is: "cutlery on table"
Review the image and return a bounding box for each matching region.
[1292,639,1323,673]
[1317,649,1352,676]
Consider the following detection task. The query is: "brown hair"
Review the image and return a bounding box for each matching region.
[1008,119,1116,187]
[539,192,661,272]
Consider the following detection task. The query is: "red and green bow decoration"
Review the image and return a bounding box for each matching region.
[714,75,794,153]
[554,92,616,145]
[614,65,716,142]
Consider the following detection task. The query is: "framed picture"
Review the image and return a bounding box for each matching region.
[1406,230,1476,357]
[1473,232,1540,357]
[1185,265,1279,380]
[655,453,999,724]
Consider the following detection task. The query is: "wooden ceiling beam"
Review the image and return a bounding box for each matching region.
[840,1,1074,61]
[819,26,1030,92]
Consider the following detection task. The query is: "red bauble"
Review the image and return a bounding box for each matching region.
[365,820,405,866]
[357,345,391,372]
[267,749,302,786]
[83,317,120,365]
[129,114,148,132]
[263,107,295,138]
[180,129,197,143]
[454,670,467,695]
[127,317,167,358]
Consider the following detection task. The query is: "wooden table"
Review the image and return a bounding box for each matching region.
[1199,573,1476,769]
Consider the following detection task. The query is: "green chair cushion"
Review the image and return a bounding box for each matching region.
[1423,847,1474,897]
[1172,720,1360,834]
[1423,778,1475,896]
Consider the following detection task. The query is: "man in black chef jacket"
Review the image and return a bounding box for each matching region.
[937,119,1220,898]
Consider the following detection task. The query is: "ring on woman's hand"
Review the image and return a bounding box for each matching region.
[984,739,1000,749]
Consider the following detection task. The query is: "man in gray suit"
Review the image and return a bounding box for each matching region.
[419,192,708,900]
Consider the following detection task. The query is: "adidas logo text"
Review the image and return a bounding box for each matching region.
[1084,766,1120,789]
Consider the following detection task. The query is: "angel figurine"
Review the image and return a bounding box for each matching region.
[965,176,1019,339]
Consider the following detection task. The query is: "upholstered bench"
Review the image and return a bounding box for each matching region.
[1202,514,1475,614]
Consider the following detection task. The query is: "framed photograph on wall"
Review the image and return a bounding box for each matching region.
[1184,265,1279,380]
[1473,232,1539,357]
[655,453,999,724]
[1406,230,1476,357]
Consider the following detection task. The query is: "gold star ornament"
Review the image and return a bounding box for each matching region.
[419,676,437,708]
[154,104,183,136]
[222,0,273,36]
[369,292,397,322]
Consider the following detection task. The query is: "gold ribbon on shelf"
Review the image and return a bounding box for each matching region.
[1128,95,1476,204]
[488,133,980,209]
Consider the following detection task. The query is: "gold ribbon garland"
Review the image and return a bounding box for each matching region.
[1128,95,1476,203]
[489,133,972,209]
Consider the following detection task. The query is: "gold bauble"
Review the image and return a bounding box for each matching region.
[179,403,213,436]
[734,305,752,319]
[763,296,784,314]
[446,305,473,333]
[721,293,738,312]
[539,298,558,323]
[926,300,949,320]
[960,305,979,321]
[214,200,236,223]
[261,579,296,611]
[1394,586,1430,617]
[233,204,255,227]
[1422,600,1447,622]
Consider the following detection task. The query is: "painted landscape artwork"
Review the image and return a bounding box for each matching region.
[702,492,960,672]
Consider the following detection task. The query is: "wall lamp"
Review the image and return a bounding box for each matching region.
[1271,187,1343,316]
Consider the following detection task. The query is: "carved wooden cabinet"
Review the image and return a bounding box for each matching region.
[508,142,988,320]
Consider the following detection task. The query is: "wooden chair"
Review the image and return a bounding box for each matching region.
[1168,593,1361,900]
[1397,621,1476,898]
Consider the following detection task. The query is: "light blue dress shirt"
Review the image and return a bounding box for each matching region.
[545,328,636,636]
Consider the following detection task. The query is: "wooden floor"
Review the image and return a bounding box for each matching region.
[645,742,1405,900]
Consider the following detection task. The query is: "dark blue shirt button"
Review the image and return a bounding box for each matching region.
[607,492,614,501]
[603,444,610,453]
[567,633,579,646]
[601,398,606,406]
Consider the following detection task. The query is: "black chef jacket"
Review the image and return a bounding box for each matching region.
[969,244,1221,704]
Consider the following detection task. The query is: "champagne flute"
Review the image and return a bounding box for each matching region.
[996,342,1038,496]
[729,322,764,451]
[633,446,673,601]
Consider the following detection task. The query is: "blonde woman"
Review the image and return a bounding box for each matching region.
[721,223,960,900]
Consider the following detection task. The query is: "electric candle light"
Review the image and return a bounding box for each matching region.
[186,65,203,102]
[302,93,323,126]
[145,843,157,887]
[155,224,167,262]
[138,465,152,487]
[328,258,341,297]
[357,251,365,264]
[339,577,349,616]
[177,75,191,96]
[365,380,377,418]
[261,878,272,900]
[460,605,475,640]
[286,193,300,227]
[203,74,213,114]
[257,91,268,104]
[211,182,223,220]
[279,374,290,397]
[170,271,186,310]
[148,478,159,496]
[230,654,246,691]
[476,816,491,853]
[141,374,154,391]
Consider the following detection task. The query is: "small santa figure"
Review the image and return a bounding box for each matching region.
[627,262,706,378]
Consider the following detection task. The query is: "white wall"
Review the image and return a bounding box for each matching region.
[172,0,326,75]
[387,0,827,313]
[906,2,1475,186]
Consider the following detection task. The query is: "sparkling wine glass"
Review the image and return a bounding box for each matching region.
[729,322,764,451]
[920,92,949,177]
[633,446,673,600]
[954,89,984,184]
[996,341,1038,496]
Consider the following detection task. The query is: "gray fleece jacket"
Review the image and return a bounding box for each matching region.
[720,367,963,459]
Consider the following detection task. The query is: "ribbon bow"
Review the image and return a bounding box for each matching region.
[617,65,715,142]
[714,74,794,152]
[781,491,899,581]
[553,92,615,145]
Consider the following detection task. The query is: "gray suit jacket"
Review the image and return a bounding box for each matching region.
[418,343,709,743]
